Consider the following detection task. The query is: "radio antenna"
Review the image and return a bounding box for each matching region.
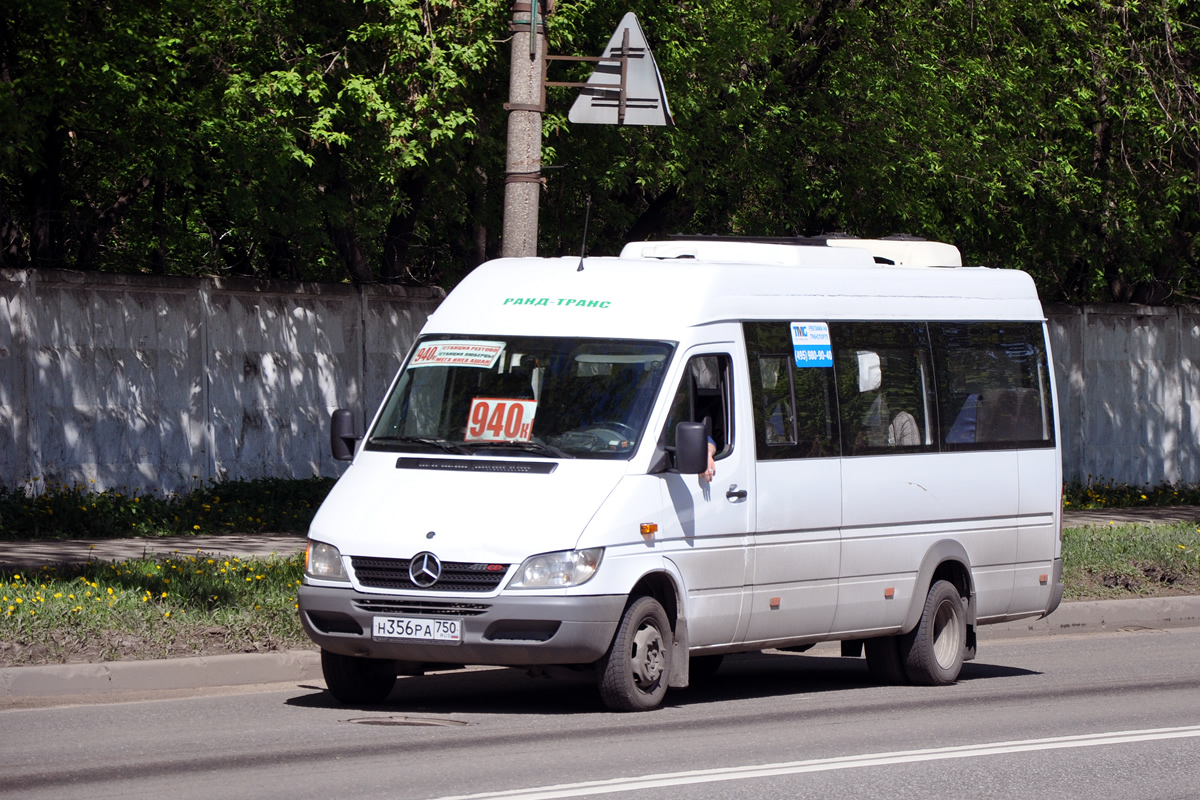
[577,194,592,271]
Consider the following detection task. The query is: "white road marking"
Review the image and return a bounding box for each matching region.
[430,724,1200,800]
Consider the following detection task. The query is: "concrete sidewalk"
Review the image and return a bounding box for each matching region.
[0,533,307,568]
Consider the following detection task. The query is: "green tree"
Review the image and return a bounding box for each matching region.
[540,0,1199,303]
[1,0,508,284]
[2,0,1196,299]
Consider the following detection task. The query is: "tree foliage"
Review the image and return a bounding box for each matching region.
[1,0,1197,302]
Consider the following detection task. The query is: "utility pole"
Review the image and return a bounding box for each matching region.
[500,7,671,259]
[501,1,548,259]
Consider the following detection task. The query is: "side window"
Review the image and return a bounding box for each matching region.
[744,322,840,460]
[931,322,1055,449]
[830,322,935,456]
[662,354,734,457]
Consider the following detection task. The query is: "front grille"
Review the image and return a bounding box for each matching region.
[350,556,510,592]
[354,598,491,617]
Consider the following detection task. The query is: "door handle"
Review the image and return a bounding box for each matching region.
[726,484,748,500]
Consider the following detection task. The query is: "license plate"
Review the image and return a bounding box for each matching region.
[372,616,462,643]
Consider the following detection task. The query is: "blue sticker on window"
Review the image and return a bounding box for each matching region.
[791,322,832,368]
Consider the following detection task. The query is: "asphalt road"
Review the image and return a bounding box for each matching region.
[3,628,1199,800]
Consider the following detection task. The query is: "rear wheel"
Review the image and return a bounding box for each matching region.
[901,579,966,685]
[321,649,397,705]
[598,596,672,711]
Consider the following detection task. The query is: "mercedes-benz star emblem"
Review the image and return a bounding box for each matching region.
[408,552,442,588]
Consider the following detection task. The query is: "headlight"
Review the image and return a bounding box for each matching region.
[509,548,604,589]
[305,540,349,582]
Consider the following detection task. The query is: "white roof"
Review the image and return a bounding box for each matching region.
[423,240,1043,340]
[619,237,963,268]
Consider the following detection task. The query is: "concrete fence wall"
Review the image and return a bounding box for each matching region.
[1046,303,1200,487]
[0,268,443,495]
[1,268,1197,494]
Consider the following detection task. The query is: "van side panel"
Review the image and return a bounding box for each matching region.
[1009,448,1061,616]
[835,451,1020,634]
[743,458,841,643]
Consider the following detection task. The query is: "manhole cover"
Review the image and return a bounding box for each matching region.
[345,716,468,728]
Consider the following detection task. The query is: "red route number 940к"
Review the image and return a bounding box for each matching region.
[465,397,538,442]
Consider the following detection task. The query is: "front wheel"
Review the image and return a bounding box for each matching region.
[901,580,967,685]
[598,596,672,711]
[321,649,397,705]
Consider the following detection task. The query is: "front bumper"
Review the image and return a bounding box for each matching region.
[299,584,626,666]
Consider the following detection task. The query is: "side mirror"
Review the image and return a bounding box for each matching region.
[331,409,359,462]
[674,422,709,474]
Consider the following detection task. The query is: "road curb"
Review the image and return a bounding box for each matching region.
[0,649,321,699]
[979,595,1200,640]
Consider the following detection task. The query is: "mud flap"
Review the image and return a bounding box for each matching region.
[668,616,690,688]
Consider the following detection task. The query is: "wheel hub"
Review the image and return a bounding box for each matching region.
[630,623,665,686]
[932,599,963,669]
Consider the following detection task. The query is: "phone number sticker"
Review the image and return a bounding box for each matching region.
[790,322,833,368]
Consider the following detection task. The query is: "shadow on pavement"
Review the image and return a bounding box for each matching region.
[283,649,1040,715]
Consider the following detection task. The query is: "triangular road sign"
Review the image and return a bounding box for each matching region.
[568,12,674,126]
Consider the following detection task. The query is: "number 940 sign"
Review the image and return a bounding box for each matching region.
[466,397,538,442]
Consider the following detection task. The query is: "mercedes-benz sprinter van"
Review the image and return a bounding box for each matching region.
[299,236,1063,711]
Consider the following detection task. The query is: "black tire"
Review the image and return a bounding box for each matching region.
[321,649,397,705]
[598,596,672,711]
[689,654,724,683]
[901,579,967,686]
[864,635,909,685]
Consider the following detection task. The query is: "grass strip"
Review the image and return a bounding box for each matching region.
[1,551,307,666]
[1061,521,1200,600]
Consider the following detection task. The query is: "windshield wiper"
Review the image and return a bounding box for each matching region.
[369,436,471,455]
[461,440,575,459]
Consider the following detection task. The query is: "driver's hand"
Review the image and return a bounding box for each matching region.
[703,444,716,482]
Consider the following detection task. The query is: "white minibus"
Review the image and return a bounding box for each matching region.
[299,235,1063,711]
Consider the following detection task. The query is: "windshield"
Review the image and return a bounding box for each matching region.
[367,336,675,459]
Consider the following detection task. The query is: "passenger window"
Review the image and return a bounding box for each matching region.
[931,322,1055,449]
[744,323,840,460]
[830,322,935,456]
[662,355,733,457]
